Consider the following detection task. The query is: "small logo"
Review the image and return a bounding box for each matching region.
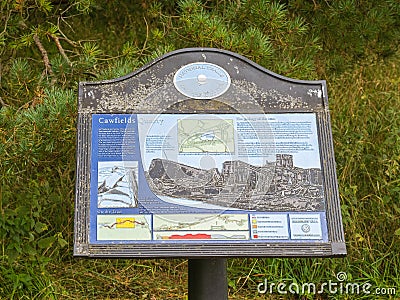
[174,62,231,99]
[301,223,311,233]
[336,271,347,282]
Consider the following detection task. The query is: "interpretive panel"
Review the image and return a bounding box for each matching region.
[74,48,346,257]
[90,113,327,244]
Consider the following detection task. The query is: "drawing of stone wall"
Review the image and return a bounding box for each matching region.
[145,154,324,211]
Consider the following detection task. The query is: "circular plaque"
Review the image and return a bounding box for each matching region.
[173,62,231,99]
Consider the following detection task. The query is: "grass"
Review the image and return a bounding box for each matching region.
[1,51,399,299]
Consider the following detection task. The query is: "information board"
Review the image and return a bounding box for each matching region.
[74,48,346,257]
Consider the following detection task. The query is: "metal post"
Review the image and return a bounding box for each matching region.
[188,258,228,300]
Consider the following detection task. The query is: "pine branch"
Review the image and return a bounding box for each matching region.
[48,33,72,66]
[0,96,6,107]
[33,34,53,76]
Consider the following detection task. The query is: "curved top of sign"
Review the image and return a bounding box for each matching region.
[81,48,324,87]
[78,48,328,114]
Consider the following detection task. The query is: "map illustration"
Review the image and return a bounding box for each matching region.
[178,119,235,153]
[97,215,152,240]
[153,214,249,240]
[153,214,248,231]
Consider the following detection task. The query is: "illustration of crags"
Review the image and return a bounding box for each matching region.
[145,154,324,211]
[98,165,138,208]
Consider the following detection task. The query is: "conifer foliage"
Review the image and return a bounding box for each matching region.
[1,0,97,107]
[287,0,400,72]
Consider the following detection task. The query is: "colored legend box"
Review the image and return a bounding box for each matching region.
[250,214,289,240]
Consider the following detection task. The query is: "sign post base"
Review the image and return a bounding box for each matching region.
[188,258,228,300]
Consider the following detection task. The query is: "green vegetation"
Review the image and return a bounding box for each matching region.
[1,0,399,299]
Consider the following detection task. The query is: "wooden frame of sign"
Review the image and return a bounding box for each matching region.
[74,48,346,258]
